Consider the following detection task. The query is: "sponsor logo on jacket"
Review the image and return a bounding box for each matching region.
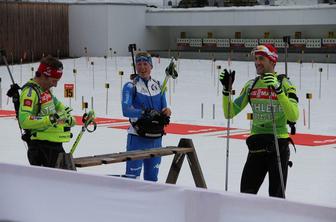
[250,88,277,100]
[23,99,32,107]
[41,92,52,104]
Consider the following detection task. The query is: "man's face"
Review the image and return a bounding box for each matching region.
[136,61,152,79]
[49,77,60,88]
[254,55,275,75]
[42,75,60,89]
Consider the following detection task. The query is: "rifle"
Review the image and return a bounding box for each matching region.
[0,49,21,119]
[128,43,137,80]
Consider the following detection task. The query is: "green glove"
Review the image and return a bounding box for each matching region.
[262,73,282,94]
[49,113,60,127]
[57,107,74,125]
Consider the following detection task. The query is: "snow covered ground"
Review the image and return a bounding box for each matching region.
[0,54,335,207]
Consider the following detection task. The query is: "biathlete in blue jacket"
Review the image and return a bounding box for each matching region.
[121,51,172,181]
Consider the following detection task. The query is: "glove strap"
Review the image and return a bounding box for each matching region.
[275,86,283,94]
[222,89,230,96]
[49,113,59,126]
[82,112,97,133]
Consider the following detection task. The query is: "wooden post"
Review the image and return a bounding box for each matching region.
[185,139,207,188]
[165,153,186,185]
[104,55,108,81]
[216,65,221,88]
[0,78,2,109]
[105,83,110,115]
[91,61,95,90]
[55,153,76,170]
[20,58,23,85]
[306,93,312,129]
[73,68,77,101]
[166,138,207,188]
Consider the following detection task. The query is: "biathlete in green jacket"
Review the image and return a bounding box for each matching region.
[19,55,76,167]
[220,44,299,198]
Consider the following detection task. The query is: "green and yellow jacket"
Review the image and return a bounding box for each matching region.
[223,73,299,138]
[19,79,76,143]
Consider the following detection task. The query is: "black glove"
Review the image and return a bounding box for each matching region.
[142,109,161,121]
[49,113,60,127]
[219,69,235,95]
[6,83,21,98]
[161,115,170,126]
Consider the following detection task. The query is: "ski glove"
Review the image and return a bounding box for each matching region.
[49,107,74,127]
[58,107,74,125]
[142,109,161,121]
[162,115,170,125]
[49,113,60,127]
[142,109,170,126]
[262,73,282,94]
[219,69,235,95]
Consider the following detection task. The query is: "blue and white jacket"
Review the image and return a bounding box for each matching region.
[122,75,167,135]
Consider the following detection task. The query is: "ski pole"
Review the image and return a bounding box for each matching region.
[70,127,85,155]
[1,49,28,149]
[283,36,290,77]
[161,75,170,94]
[161,57,178,95]
[0,49,15,84]
[268,86,286,198]
[225,74,233,192]
[1,49,21,121]
[70,111,97,155]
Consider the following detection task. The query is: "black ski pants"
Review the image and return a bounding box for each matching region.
[240,141,290,198]
[27,140,65,168]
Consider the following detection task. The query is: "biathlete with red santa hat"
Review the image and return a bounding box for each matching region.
[122,51,172,182]
[18,55,76,167]
[220,44,299,198]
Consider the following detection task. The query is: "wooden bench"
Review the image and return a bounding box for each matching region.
[56,138,207,188]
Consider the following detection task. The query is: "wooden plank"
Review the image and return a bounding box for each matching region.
[102,153,152,164]
[18,3,30,63]
[72,139,207,189]
[7,3,16,61]
[75,148,160,161]
[74,147,192,167]
[63,5,69,57]
[75,159,103,167]
[0,2,69,63]
[101,150,176,164]
[0,3,6,56]
[74,147,193,165]
[101,157,123,164]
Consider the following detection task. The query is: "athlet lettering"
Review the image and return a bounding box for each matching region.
[252,103,283,113]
